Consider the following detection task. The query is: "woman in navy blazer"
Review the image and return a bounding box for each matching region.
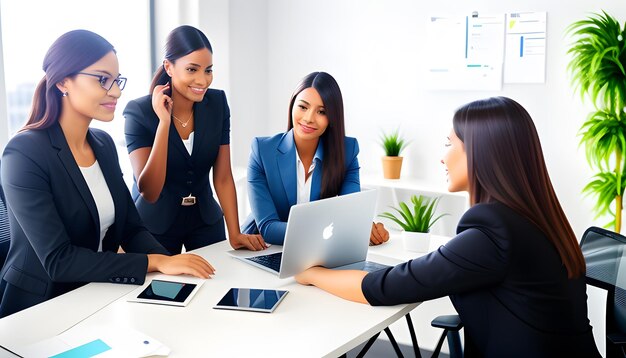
[0,30,214,318]
[296,97,600,357]
[125,26,264,254]
[244,72,389,245]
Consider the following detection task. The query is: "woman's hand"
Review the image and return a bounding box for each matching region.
[295,266,324,285]
[147,253,215,279]
[370,222,390,246]
[229,233,267,251]
[151,83,173,123]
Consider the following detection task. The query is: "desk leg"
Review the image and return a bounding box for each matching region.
[405,313,422,358]
[356,332,381,358]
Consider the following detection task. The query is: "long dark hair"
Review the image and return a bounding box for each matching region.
[149,25,213,93]
[453,96,585,278]
[287,72,346,199]
[22,30,115,132]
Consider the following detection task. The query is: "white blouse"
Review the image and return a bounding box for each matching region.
[295,149,316,204]
[79,160,115,252]
[181,131,195,155]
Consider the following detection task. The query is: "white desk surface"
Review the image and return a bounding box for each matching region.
[0,235,445,358]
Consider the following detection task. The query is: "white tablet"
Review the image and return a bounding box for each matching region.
[214,288,288,313]
[127,279,203,307]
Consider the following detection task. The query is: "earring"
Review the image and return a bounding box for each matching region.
[62,92,68,97]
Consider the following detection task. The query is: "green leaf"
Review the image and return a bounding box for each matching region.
[378,195,449,232]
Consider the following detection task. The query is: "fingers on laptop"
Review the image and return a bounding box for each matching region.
[241,233,268,251]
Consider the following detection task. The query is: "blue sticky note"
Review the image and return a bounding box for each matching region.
[50,339,111,358]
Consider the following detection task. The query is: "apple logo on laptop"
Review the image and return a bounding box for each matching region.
[323,223,334,240]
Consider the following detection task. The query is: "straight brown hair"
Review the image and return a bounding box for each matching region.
[287,72,346,199]
[22,30,115,132]
[453,96,585,278]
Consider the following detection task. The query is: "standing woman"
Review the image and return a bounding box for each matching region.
[0,30,214,318]
[124,25,264,254]
[243,71,389,245]
[295,97,600,357]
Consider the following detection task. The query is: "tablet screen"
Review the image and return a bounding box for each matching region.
[215,288,288,313]
[137,280,197,303]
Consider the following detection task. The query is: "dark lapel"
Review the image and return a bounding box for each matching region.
[191,96,209,160]
[168,118,191,160]
[49,124,99,242]
[309,138,324,201]
[277,130,297,207]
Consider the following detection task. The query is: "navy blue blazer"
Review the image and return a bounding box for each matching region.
[0,124,169,318]
[362,202,599,357]
[245,130,360,244]
[124,89,230,235]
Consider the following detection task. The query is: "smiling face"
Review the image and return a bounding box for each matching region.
[164,48,213,103]
[291,87,329,142]
[442,129,469,192]
[57,51,121,122]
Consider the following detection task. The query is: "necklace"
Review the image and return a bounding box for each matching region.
[172,111,194,128]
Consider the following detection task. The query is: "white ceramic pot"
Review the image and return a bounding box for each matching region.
[403,231,431,252]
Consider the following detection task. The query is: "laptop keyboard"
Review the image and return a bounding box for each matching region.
[245,252,282,272]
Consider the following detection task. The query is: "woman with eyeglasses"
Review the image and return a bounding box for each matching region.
[295,97,600,357]
[0,30,215,318]
[124,25,265,254]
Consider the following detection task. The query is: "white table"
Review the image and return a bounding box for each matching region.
[0,240,421,358]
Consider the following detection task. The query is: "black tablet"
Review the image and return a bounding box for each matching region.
[214,288,288,313]
[129,279,201,307]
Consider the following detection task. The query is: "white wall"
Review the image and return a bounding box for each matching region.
[223,0,625,240]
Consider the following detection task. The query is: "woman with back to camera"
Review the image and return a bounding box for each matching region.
[296,97,600,357]
[0,30,214,318]
[124,25,264,254]
[243,71,389,246]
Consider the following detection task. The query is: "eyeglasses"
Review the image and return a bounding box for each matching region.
[76,72,127,91]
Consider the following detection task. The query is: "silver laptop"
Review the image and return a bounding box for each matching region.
[230,189,389,278]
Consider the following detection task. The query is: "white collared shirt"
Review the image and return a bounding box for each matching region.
[296,149,316,204]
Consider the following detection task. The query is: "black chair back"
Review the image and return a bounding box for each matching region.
[581,226,626,357]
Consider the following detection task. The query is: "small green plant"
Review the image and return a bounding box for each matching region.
[379,195,447,233]
[380,130,408,157]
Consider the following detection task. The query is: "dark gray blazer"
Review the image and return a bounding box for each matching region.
[0,123,169,318]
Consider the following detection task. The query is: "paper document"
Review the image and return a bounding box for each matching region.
[503,12,547,83]
[18,325,170,358]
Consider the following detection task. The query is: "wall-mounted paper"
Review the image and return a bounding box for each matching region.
[503,12,547,83]
[425,13,505,91]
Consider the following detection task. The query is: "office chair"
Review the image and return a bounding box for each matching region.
[0,182,9,271]
[581,226,626,357]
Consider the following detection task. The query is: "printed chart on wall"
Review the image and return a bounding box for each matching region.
[425,11,547,90]
[425,13,505,91]
[504,12,547,83]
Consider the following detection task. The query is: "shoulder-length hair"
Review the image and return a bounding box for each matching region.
[287,72,346,199]
[149,25,213,93]
[453,96,585,278]
[22,30,115,132]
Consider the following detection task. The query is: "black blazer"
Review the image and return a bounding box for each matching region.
[0,124,169,318]
[362,202,600,357]
[124,89,229,234]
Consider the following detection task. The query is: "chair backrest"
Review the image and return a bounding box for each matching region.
[580,227,626,341]
[0,183,9,270]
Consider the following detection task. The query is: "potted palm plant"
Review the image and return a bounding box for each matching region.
[379,195,447,252]
[567,11,626,232]
[380,130,408,179]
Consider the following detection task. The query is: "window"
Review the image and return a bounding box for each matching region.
[0,0,152,185]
